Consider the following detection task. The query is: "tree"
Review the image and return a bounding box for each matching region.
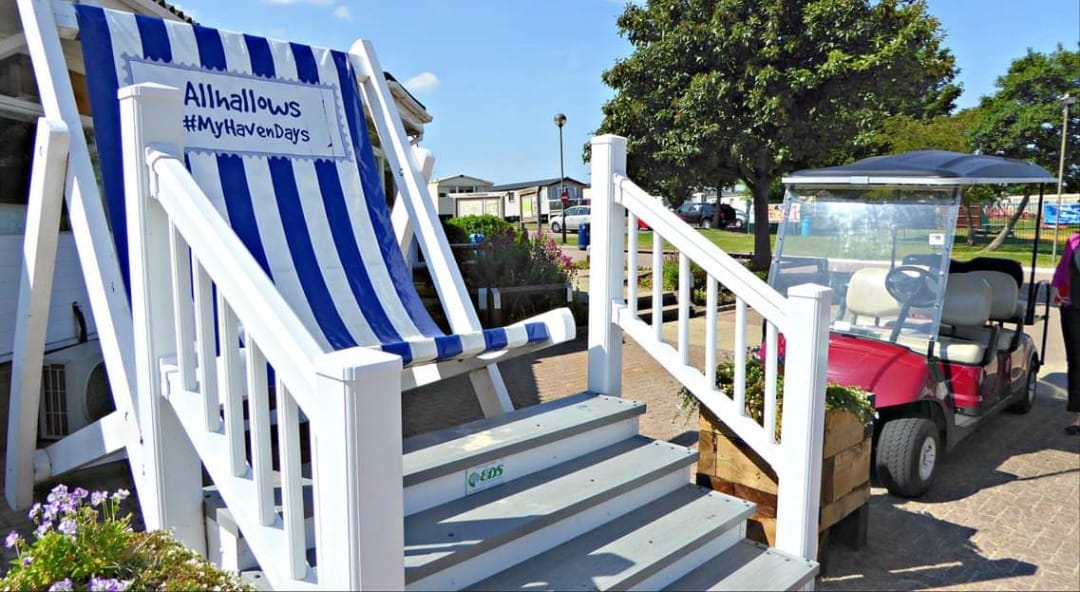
[597,0,957,268]
[967,46,1080,250]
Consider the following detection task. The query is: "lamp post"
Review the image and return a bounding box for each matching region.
[1052,93,1077,265]
[554,113,567,244]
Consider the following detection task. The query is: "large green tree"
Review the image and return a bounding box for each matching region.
[598,0,957,268]
[967,46,1080,250]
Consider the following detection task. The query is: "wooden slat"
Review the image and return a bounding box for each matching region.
[218,298,246,477]
[678,253,690,365]
[246,342,274,525]
[627,213,638,317]
[193,259,219,431]
[763,322,778,442]
[169,223,196,392]
[705,275,718,390]
[733,298,747,415]
[276,381,307,579]
[652,232,662,342]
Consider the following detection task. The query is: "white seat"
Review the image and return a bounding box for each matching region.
[843,267,992,365]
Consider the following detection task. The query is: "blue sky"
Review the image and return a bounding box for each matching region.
[174,0,1078,185]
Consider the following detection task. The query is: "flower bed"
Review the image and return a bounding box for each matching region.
[2,485,249,591]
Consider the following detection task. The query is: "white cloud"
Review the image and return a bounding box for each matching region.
[404,72,440,93]
[333,5,352,20]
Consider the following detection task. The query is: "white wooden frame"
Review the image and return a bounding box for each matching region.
[6,0,149,516]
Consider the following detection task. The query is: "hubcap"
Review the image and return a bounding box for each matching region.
[918,436,937,481]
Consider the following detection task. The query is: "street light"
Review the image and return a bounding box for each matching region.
[554,113,567,244]
[1052,93,1077,265]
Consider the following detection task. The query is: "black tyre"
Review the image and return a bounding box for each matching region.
[551,221,562,233]
[875,417,940,498]
[1008,361,1038,414]
[701,217,713,229]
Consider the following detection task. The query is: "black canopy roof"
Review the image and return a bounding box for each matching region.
[784,150,1056,186]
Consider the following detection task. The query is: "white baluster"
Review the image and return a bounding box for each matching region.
[218,298,246,478]
[246,343,274,525]
[627,212,638,317]
[678,253,690,366]
[764,322,779,442]
[652,232,663,342]
[170,223,196,392]
[192,260,220,431]
[276,380,307,580]
[705,276,718,389]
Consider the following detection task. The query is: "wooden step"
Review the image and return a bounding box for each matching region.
[405,437,697,590]
[663,539,818,591]
[205,393,646,569]
[404,392,645,514]
[466,484,755,591]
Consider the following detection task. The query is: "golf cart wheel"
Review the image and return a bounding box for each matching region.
[551,221,562,233]
[730,218,744,229]
[701,218,713,229]
[875,417,940,498]
[1008,359,1038,414]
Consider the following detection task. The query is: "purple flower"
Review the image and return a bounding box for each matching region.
[90,491,108,507]
[112,489,130,502]
[21,556,32,567]
[48,579,73,592]
[28,503,41,520]
[72,487,89,501]
[5,530,20,549]
[34,522,51,538]
[46,484,68,504]
[58,518,77,536]
[42,503,58,522]
[89,577,130,592]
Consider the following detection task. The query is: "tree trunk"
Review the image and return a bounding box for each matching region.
[750,178,773,271]
[985,191,1029,251]
[964,202,976,246]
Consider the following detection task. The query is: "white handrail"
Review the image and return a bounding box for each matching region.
[589,134,829,565]
[615,175,789,328]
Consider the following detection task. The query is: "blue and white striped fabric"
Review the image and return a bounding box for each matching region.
[75,5,549,367]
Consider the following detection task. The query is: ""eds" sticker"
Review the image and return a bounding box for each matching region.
[465,460,506,495]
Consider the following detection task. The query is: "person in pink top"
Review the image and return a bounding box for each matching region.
[1051,232,1080,434]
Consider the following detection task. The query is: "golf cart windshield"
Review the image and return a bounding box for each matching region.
[769,186,959,344]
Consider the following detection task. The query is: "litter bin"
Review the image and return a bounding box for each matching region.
[578,222,591,251]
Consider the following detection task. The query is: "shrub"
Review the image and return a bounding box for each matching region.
[1,485,250,591]
[445,214,516,242]
[678,356,874,440]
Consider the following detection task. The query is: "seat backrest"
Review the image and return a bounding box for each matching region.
[964,270,1021,322]
[941,273,992,328]
[951,257,1024,288]
[76,5,444,358]
[845,267,900,320]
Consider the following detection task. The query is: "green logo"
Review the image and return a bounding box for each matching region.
[467,464,504,490]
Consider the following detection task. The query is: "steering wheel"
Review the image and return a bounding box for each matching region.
[885,265,940,309]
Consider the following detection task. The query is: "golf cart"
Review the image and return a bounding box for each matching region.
[770,150,1056,498]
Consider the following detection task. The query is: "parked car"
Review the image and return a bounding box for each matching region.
[550,205,590,233]
[675,202,737,229]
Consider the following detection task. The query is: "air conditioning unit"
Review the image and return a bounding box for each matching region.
[38,340,114,440]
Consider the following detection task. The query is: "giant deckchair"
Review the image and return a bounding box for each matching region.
[7,1,573,582]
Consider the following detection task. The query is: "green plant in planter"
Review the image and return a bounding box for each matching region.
[2,485,250,591]
[678,356,874,441]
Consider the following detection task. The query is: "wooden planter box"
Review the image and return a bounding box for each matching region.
[696,407,872,551]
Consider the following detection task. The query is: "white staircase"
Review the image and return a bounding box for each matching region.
[204,393,818,591]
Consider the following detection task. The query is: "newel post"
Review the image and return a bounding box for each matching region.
[774,283,831,564]
[312,349,405,590]
[587,134,627,395]
[118,83,205,552]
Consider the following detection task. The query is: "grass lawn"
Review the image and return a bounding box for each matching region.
[627,228,1065,269]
